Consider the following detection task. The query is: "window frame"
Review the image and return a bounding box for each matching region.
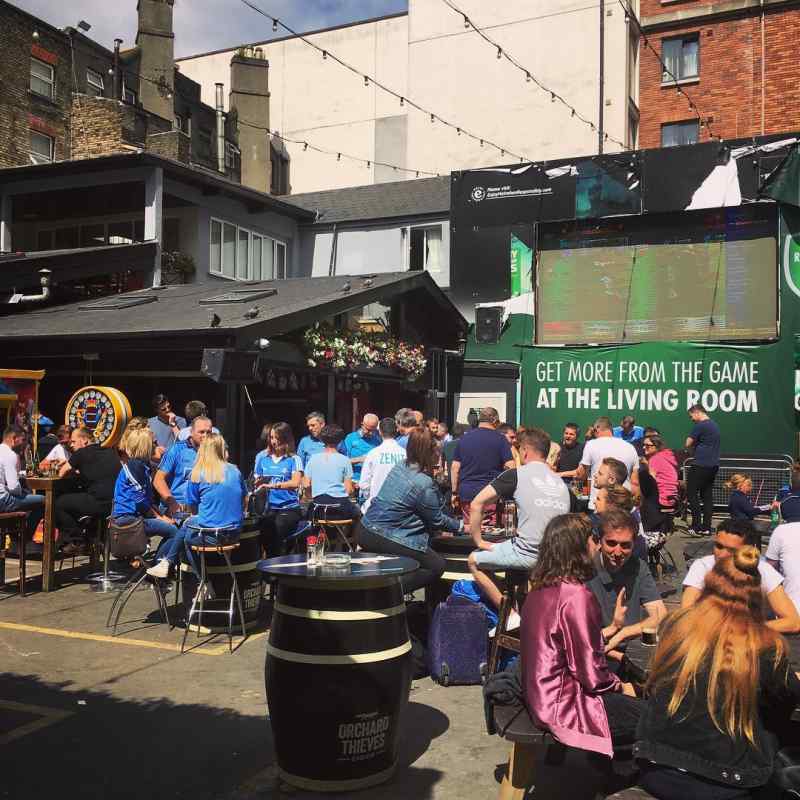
[660,119,700,148]
[209,217,287,282]
[86,68,104,97]
[30,57,55,99]
[661,33,699,84]
[29,130,54,164]
[407,223,445,274]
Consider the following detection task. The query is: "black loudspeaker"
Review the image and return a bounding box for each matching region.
[474,306,504,344]
[201,349,261,383]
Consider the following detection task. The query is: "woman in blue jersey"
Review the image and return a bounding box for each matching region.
[110,426,186,579]
[183,433,248,576]
[254,421,303,555]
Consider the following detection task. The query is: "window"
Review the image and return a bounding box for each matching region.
[209,217,286,281]
[661,120,699,148]
[662,35,698,83]
[86,69,104,98]
[122,80,137,105]
[30,58,54,99]
[30,131,53,164]
[225,142,240,171]
[409,225,443,274]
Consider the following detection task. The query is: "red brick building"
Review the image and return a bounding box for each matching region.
[637,0,800,149]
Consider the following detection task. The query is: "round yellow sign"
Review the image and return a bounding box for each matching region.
[65,386,131,447]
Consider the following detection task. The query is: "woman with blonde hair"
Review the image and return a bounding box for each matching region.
[636,545,800,798]
[182,433,248,577]
[726,473,773,540]
[110,426,186,578]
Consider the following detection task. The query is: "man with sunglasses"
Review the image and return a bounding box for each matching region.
[682,518,800,633]
[587,509,667,665]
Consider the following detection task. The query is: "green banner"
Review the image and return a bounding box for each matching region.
[509,234,533,298]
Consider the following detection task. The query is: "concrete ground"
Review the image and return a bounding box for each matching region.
[0,529,693,800]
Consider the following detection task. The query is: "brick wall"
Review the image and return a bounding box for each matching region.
[638,1,800,148]
[146,128,191,163]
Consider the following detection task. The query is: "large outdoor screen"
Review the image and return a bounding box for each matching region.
[536,209,778,344]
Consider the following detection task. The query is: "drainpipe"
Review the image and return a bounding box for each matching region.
[113,39,122,100]
[216,82,226,174]
[598,0,605,154]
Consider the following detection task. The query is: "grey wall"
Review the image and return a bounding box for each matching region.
[374,115,408,185]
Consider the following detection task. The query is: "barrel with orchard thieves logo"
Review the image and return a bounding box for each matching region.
[183,515,262,632]
[258,553,419,792]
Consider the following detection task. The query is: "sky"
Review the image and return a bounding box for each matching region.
[14,0,408,58]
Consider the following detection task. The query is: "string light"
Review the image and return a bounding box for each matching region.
[364,75,369,86]
[239,0,527,161]
[430,113,435,123]
[440,0,627,150]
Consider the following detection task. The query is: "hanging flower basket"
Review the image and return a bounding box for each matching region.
[303,323,427,381]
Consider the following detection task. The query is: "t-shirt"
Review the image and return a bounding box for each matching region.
[186,463,246,529]
[253,451,302,510]
[396,434,409,449]
[360,438,407,513]
[442,438,460,476]
[69,444,121,502]
[765,523,800,612]
[491,461,571,557]
[556,441,584,478]
[689,418,721,468]
[44,443,70,463]
[579,436,639,509]
[0,441,22,502]
[338,429,381,481]
[453,427,514,502]
[613,425,644,443]
[587,553,661,630]
[297,435,325,469]
[780,492,800,523]
[157,439,199,505]
[305,451,353,499]
[148,414,186,450]
[683,554,783,595]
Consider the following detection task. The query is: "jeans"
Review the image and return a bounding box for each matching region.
[601,692,641,747]
[357,522,445,594]
[260,507,302,556]
[55,493,111,542]
[0,492,45,538]
[310,494,359,521]
[687,465,719,532]
[112,515,185,564]
[183,515,240,577]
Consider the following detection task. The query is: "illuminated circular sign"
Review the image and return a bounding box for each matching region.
[65,386,131,448]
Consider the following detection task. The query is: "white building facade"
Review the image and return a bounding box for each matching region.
[178,0,639,195]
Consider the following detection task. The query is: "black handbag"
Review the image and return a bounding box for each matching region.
[108,516,147,559]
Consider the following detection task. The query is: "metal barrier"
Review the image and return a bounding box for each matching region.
[682,453,795,511]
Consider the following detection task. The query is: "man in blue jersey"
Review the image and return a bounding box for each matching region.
[339,413,381,484]
[297,411,326,469]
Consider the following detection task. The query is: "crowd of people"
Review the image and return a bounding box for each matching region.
[2,393,800,797]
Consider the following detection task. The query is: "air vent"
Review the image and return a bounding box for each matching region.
[78,292,158,311]
[199,288,278,305]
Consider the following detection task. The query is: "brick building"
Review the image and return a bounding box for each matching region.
[636,0,800,149]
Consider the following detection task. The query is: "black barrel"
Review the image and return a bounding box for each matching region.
[183,516,262,632]
[266,573,411,792]
[427,534,506,608]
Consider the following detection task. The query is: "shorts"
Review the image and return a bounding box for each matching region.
[472,538,537,572]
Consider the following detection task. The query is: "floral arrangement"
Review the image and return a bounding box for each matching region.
[303,323,427,381]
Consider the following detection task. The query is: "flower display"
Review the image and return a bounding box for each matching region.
[303,323,427,380]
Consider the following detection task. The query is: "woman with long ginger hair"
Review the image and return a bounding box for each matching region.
[636,545,800,799]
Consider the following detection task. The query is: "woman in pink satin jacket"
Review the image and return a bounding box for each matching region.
[521,514,640,757]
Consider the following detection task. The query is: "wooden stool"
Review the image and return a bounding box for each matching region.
[493,704,551,800]
[0,511,29,597]
[311,503,356,552]
[488,570,530,675]
[182,528,246,654]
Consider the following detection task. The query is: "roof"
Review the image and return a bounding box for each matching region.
[0,272,465,346]
[0,152,316,222]
[284,176,451,225]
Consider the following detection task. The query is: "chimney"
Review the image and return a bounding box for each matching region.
[215,83,226,174]
[229,50,271,192]
[136,0,175,121]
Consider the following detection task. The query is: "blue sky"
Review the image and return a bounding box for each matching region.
[14,0,408,57]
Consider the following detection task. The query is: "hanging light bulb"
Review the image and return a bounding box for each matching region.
[367,160,371,167]
[525,72,531,82]
[571,109,576,117]
[479,139,484,147]
[501,149,505,156]
[415,171,420,177]
[456,127,461,135]
[550,92,556,102]
[303,142,308,151]
[399,96,404,107]
[337,153,341,161]
[322,50,327,59]
[463,15,469,28]
[496,47,502,59]
[430,113,435,123]
[272,18,278,32]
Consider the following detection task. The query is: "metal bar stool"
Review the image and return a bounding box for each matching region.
[86,516,127,593]
[487,569,530,676]
[106,547,173,635]
[311,503,355,552]
[0,512,29,597]
[182,527,246,654]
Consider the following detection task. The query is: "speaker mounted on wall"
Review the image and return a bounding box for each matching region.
[201,349,262,383]
[474,306,504,344]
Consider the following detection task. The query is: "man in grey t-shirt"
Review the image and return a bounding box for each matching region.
[467,427,570,610]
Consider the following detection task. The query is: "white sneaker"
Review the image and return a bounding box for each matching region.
[506,610,521,632]
[146,559,171,579]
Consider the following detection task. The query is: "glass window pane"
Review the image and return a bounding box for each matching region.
[108,221,134,245]
[262,237,274,279]
[30,131,53,164]
[237,228,250,280]
[86,69,104,97]
[424,227,442,273]
[210,220,222,273]
[683,39,698,78]
[252,235,262,281]
[661,39,679,82]
[81,224,106,248]
[222,223,236,278]
[276,242,286,279]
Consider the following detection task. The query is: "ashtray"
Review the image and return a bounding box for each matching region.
[324,553,352,568]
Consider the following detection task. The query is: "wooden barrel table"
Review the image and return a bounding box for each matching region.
[258,553,419,792]
[182,516,263,632]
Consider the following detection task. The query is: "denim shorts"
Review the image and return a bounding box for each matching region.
[472,538,537,571]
